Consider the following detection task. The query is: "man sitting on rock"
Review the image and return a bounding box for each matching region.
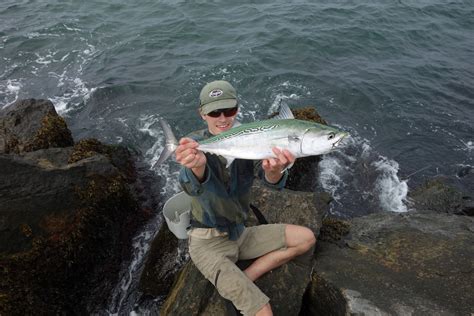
[176,80,316,316]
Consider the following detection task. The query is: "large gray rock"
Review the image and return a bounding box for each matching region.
[410,178,474,216]
[0,151,112,253]
[138,219,180,297]
[0,99,73,154]
[158,182,331,315]
[303,211,474,316]
[0,99,153,315]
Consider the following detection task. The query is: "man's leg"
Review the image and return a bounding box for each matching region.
[243,224,316,283]
[189,231,271,316]
[242,224,315,316]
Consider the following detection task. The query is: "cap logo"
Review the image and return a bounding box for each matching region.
[209,89,223,98]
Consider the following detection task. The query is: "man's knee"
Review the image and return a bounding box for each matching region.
[285,224,316,251]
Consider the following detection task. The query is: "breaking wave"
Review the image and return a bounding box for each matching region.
[318,130,409,217]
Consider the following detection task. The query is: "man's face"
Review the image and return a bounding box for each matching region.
[201,108,239,135]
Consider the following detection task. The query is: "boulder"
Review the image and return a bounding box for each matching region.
[302,211,474,315]
[138,219,180,297]
[0,99,153,315]
[159,181,331,315]
[0,99,73,154]
[410,178,474,216]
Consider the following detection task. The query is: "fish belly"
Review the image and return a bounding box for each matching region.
[198,133,299,160]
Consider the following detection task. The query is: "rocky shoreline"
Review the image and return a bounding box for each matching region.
[1,99,473,315]
[0,99,161,314]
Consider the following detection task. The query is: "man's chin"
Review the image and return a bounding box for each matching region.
[215,125,231,133]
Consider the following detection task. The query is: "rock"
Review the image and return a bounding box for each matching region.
[0,99,73,154]
[317,217,351,244]
[284,107,327,191]
[0,152,107,253]
[410,178,473,216]
[138,220,180,297]
[303,211,474,316]
[159,181,331,315]
[0,99,153,315]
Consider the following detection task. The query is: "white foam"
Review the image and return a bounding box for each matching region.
[48,74,97,114]
[35,52,54,65]
[107,115,184,314]
[1,79,23,108]
[107,216,164,315]
[318,131,409,215]
[319,156,345,201]
[62,23,82,32]
[372,157,408,213]
[459,139,473,152]
[26,32,40,39]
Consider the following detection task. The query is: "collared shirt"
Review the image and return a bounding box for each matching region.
[179,128,288,240]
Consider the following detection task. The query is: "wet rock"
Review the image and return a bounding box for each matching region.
[0,99,151,315]
[138,222,180,297]
[0,99,73,154]
[410,178,474,216]
[317,217,351,245]
[303,211,474,316]
[159,181,331,315]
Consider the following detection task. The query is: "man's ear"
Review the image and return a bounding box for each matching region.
[198,108,206,120]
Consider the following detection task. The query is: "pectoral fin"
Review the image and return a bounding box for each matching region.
[224,156,235,168]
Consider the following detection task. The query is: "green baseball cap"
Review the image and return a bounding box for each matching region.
[199,80,238,114]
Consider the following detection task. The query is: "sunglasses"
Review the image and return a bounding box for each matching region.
[207,107,238,118]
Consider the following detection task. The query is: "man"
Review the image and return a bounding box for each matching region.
[176,80,315,316]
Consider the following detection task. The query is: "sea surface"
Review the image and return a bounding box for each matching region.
[1,0,473,314]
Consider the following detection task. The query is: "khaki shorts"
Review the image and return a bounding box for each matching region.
[188,224,287,316]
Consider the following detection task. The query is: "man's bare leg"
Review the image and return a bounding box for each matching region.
[256,303,273,316]
[245,225,316,315]
[244,224,316,282]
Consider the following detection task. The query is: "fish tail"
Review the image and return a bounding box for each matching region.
[153,119,178,168]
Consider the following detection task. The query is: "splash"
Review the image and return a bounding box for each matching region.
[372,157,408,213]
[318,130,409,216]
[1,79,22,108]
[106,114,183,315]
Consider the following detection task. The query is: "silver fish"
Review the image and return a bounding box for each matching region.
[154,104,348,168]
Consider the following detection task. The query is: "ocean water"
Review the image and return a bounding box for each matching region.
[1,0,473,314]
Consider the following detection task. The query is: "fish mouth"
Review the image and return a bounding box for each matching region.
[332,133,348,148]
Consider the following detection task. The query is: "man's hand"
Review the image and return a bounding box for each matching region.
[262,147,296,184]
[175,138,207,180]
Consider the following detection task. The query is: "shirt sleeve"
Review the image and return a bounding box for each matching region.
[179,165,211,196]
[255,160,288,190]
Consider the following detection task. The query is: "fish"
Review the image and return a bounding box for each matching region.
[154,103,348,169]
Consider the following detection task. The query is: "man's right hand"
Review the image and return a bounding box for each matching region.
[175,138,207,180]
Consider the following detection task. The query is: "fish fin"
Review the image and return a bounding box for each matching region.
[152,119,179,169]
[232,121,242,128]
[281,161,294,173]
[224,156,235,168]
[272,103,295,120]
[288,135,300,143]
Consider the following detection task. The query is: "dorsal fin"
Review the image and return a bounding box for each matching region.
[272,103,295,120]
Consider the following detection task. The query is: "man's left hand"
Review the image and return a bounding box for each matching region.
[262,148,296,184]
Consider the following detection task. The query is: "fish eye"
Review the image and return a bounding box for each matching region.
[328,132,335,140]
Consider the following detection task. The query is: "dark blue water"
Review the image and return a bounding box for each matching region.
[1,0,473,313]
